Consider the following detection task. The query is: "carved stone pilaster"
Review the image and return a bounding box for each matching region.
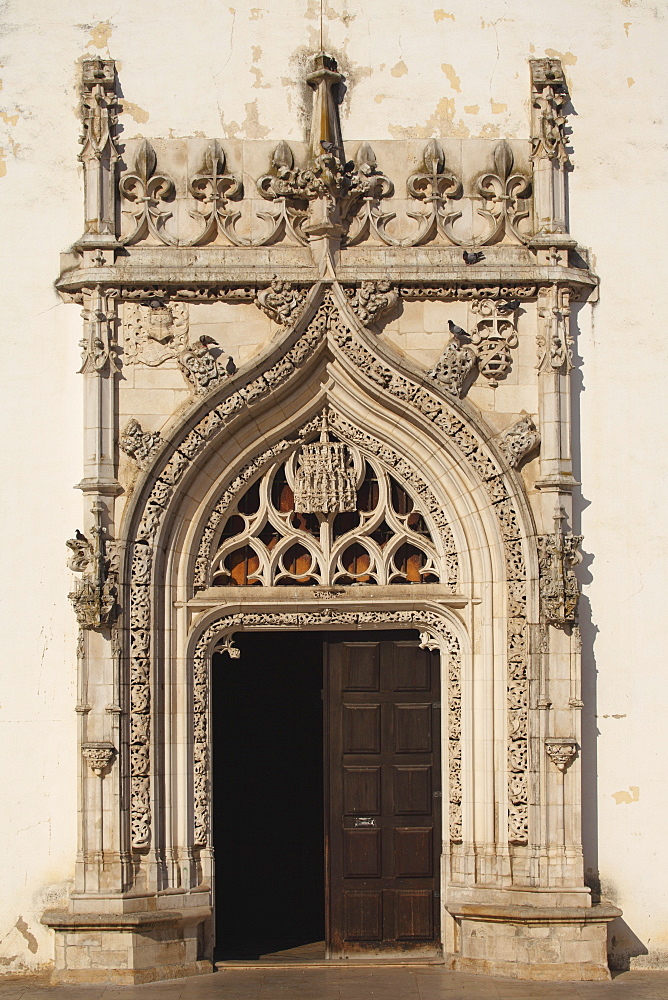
[78,58,119,248]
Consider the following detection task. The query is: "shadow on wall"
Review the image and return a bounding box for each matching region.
[570,303,652,973]
[608,917,649,973]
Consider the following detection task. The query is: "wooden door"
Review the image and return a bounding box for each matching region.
[326,636,441,956]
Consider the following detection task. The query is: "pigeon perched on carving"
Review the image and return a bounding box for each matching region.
[463,250,485,265]
[225,356,237,376]
[497,300,521,314]
[448,319,468,339]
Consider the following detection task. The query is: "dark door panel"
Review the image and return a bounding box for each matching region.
[327,635,441,956]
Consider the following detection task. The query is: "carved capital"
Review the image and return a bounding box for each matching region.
[545,737,578,772]
[82,742,116,776]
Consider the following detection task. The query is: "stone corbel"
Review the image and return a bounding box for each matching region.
[82,742,116,776]
[544,737,578,772]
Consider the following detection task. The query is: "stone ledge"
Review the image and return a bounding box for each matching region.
[446,901,622,925]
[42,906,211,931]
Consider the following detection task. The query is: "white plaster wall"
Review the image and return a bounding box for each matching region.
[0,0,666,972]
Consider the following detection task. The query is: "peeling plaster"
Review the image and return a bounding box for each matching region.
[627,77,635,86]
[14,918,38,954]
[391,60,408,78]
[624,21,632,34]
[491,100,508,113]
[121,101,150,124]
[86,20,112,50]
[434,9,455,21]
[441,63,461,92]
[612,786,640,804]
[464,104,480,114]
[388,95,469,139]
[1,111,19,126]
[220,99,270,139]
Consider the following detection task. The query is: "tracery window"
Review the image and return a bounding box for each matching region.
[210,435,444,588]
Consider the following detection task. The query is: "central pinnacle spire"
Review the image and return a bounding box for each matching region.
[306,53,345,168]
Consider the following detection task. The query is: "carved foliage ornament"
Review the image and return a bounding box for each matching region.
[537,508,583,624]
[82,742,116,776]
[67,504,119,630]
[127,293,528,846]
[499,414,540,468]
[119,418,163,469]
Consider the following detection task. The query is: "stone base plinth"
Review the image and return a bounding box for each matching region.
[445,901,621,981]
[42,906,212,985]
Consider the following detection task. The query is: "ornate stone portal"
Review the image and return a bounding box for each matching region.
[43,52,621,983]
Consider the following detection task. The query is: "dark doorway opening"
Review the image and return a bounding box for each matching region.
[212,630,325,960]
[212,627,434,962]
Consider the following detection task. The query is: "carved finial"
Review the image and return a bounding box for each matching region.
[293,410,357,514]
[306,53,345,167]
[78,58,119,247]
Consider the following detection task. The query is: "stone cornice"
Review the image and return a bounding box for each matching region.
[56,261,597,301]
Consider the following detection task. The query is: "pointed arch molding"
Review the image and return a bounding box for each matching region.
[125,286,531,850]
[193,409,459,592]
[191,607,463,848]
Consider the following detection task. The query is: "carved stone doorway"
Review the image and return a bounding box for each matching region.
[211,627,442,963]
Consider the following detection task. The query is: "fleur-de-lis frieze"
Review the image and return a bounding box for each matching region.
[120,140,177,246]
[255,141,311,245]
[186,141,244,246]
[342,143,394,246]
[476,140,532,245]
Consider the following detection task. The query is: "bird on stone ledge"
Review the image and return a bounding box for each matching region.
[497,299,521,314]
[463,250,485,265]
[225,356,237,376]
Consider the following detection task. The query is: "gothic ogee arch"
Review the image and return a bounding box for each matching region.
[48,51,619,985]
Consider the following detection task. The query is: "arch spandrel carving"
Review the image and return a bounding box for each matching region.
[120,286,534,856]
